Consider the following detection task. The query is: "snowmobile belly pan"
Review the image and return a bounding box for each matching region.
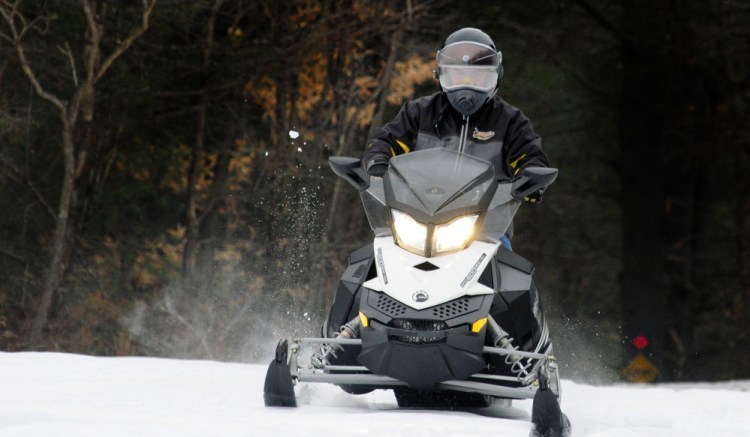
[357,321,486,389]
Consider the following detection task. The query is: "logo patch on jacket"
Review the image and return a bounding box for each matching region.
[472,128,495,141]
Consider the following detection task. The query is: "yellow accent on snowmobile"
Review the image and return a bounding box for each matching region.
[471,317,488,333]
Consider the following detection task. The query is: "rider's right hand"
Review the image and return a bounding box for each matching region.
[367,163,388,177]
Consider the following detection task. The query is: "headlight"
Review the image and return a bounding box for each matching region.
[392,210,479,257]
[392,209,428,256]
[434,214,478,254]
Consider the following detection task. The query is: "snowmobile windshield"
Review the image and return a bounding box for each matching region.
[357,149,519,244]
[360,178,391,237]
[385,148,496,223]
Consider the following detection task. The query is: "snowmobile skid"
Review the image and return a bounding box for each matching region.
[275,336,557,399]
[264,150,570,436]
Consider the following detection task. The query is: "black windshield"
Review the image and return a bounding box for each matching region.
[358,148,519,241]
[386,149,496,223]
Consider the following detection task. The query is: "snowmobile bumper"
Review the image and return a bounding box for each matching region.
[357,319,486,389]
[288,337,556,400]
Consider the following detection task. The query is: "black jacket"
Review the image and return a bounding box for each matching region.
[363,92,549,181]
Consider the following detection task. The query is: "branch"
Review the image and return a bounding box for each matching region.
[0,245,25,263]
[58,41,79,86]
[0,2,66,112]
[0,154,57,219]
[163,291,215,360]
[92,0,158,84]
[569,0,626,45]
[80,0,101,81]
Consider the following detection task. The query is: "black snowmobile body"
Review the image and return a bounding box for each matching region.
[264,149,570,437]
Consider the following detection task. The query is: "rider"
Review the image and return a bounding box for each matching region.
[362,27,550,249]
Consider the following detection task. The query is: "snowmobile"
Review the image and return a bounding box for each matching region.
[264,148,570,436]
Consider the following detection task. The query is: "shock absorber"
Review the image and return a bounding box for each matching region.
[487,315,533,378]
[311,316,361,369]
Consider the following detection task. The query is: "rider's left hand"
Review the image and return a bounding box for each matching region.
[523,189,544,204]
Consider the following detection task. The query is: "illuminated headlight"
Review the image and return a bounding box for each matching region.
[392,210,479,257]
[434,214,478,254]
[392,210,428,256]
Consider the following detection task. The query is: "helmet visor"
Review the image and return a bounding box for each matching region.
[437,42,501,92]
[438,65,499,92]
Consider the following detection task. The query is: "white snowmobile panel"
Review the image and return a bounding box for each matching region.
[363,235,497,310]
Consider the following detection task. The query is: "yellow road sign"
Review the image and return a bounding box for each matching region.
[623,353,659,383]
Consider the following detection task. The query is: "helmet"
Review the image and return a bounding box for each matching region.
[436,28,503,116]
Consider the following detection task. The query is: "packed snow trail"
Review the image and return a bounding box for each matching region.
[0,352,748,436]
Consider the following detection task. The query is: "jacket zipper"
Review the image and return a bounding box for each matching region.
[452,115,470,177]
[458,115,469,154]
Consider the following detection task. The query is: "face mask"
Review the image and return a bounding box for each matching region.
[445,88,489,116]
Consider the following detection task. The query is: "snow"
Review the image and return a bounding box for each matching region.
[1,352,749,437]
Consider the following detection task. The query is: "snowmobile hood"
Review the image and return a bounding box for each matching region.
[384,148,497,224]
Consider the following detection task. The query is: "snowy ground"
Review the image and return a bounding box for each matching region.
[1,352,749,437]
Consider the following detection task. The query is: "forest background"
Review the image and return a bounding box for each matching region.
[0,0,748,383]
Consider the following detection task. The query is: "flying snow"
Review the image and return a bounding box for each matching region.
[289,130,300,139]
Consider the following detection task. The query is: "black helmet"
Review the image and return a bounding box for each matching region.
[436,28,503,116]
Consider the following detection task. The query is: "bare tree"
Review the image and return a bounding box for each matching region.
[0,0,158,346]
[181,0,229,278]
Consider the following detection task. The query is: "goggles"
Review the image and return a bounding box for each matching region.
[436,42,501,92]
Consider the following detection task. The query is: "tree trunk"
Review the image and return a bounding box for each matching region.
[196,139,233,273]
[28,118,77,346]
[4,0,157,346]
[182,0,225,278]
[743,188,750,318]
[182,100,206,277]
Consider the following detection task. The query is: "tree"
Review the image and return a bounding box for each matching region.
[181,0,227,277]
[0,0,157,345]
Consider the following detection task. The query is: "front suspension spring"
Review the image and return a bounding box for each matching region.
[487,315,533,378]
[311,315,361,368]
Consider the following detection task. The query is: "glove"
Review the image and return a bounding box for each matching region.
[367,163,388,177]
[523,189,544,204]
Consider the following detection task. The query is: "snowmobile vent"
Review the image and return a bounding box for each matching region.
[388,319,449,344]
[374,293,408,317]
[431,298,471,319]
[351,263,368,278]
